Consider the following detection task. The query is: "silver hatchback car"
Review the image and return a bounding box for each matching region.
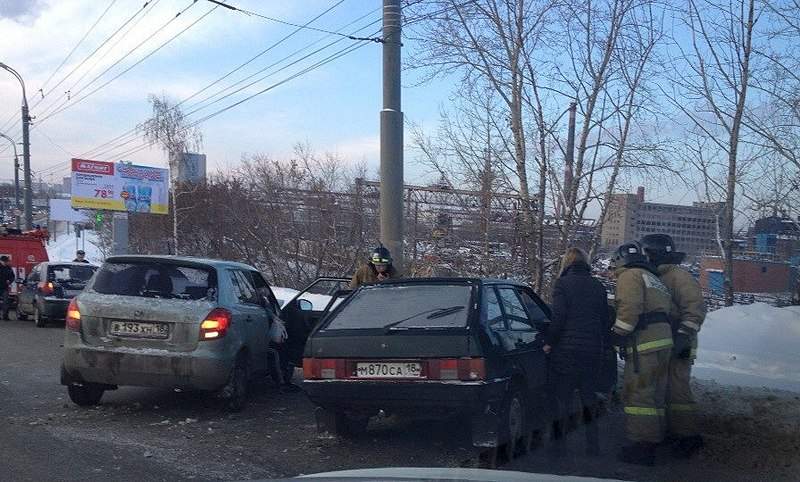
[61,256,284,410]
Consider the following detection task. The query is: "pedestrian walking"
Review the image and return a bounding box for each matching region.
[73,250,89,263]
[0,255,16,320]
[544,247,609,456]
[349,246,400,289]
[610,241,674,466]
[642,234,706,458]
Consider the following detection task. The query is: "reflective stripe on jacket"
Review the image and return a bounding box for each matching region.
[613,266,674,354]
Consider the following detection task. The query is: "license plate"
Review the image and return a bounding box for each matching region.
[109,321,169,339]
[355,362,422,379]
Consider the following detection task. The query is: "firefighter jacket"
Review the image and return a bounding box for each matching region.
[658,264,706,359]
[349,263,400,289]
[613,265,674,355]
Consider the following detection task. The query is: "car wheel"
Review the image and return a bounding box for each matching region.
[334,412,369,437]
[34,305,46,328]
[67,383,105,406]
[224,354,250,412]
[16,309,27,321]
[503,388,526,461]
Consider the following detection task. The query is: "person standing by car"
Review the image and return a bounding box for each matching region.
[0,255,15,320]
[641,233,706,458]
[543,247,609,456]
[349,246,400,289]
[611,241,674,466]
[73,250,89,263]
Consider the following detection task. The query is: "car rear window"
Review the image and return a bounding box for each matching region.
[325,284,473,330]
[49,265,96,283]
[89,261,216,300]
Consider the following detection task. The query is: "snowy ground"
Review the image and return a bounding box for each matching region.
[46,225,105,265]
[695,303,800,392]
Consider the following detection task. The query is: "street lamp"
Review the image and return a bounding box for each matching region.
[0,61,33,230]
[0,132,21,229]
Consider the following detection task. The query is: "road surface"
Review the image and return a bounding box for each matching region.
[1,316,798,481]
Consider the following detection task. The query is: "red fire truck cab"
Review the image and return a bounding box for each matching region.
[0,229,49,302]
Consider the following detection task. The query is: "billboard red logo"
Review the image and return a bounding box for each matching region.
[71,158,114,175]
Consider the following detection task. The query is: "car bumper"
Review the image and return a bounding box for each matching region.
[39,298,70,319]
[62,344,233,391]
[303,377,508,413]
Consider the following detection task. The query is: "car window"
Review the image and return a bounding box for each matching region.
[49,264,96,283]
[248,271,280,311]
[518,289,549,324]
[230,270,260,305]
[325,283,473,330]
[483,287,506,331]
[498,287,535,331]
[89,261,216,300]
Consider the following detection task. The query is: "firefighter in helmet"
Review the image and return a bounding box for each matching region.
[641,233,706,458]
[611,241,674,466]
[350,246,400,289]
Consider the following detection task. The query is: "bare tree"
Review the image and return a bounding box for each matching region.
[667,0,759,306]
[142,94,203,255]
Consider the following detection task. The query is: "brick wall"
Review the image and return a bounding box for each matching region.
[700,257,793,293]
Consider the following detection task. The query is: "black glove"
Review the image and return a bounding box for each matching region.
[673,332,692,359]
[609,332,627,361]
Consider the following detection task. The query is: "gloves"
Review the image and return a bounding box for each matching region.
[673,332,692,359]
[609,332,627,361]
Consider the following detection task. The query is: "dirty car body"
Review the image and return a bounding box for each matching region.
[302,278,553,449]
[17,262,97,324]
[61,256,284,407]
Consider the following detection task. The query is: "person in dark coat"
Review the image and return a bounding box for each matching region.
[544,247,609,456]
[0,255,16,320]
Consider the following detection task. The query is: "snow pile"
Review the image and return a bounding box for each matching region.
[272,287,300,308]
[46,227,105,264]
[695,303,800,392]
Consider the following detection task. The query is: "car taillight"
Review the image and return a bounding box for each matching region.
[302,358,346,380]
[429,358,486,381]
[199,308,231,340]
[66,298,81,331]
[38,281,54,296]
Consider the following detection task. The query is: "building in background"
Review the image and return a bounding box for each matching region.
[600,186,726,256]
[750,216,800,264]
[174,152,207,184]
[700,256,797,295]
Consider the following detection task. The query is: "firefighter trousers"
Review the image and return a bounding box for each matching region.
[622,348,671,443]
[667,357,697,437]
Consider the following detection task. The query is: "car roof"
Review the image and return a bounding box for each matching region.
[45,262,99,267]
[374,277,530,288]
[103,255,257,271]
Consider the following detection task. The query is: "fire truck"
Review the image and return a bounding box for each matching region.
[0,227,49,303]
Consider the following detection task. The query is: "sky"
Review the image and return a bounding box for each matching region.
[0,0,453,186]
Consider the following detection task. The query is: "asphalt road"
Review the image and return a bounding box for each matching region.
[1,316,798,481]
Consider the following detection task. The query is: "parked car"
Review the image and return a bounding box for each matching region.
[16,262,98,327]
[302,278,554,460]
[61,255,286,410]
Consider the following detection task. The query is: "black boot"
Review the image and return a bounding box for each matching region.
[618,442,656,466]
[583,407,600,456]
[673,435,704,458]
[547,419,566,458]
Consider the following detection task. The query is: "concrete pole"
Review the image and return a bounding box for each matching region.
[22,102,33,230]
[0,132,20,229]
[380,0,404,269]
[112,212,129,256]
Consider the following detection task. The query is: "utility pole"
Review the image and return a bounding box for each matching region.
[380,0,404,268]
[0,132,21,229]
[0,62,33,230]
[562,101,577,219]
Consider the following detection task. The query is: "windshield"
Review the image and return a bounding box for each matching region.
[325,284,473,330]
[88,261,216,300]
[48,264,96,283]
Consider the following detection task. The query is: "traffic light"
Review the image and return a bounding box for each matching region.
[95,211,104,229]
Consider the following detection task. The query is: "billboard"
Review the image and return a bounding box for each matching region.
[49,199,91,223]
[70,159,169,214]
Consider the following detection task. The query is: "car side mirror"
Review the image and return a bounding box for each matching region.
[298,299,313,311]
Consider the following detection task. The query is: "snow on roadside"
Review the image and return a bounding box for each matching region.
[46,227,105,264]
[695,303,800,392]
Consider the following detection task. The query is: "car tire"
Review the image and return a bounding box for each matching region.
[334,412,369,437]
[67,383,105,406]
[224,354,249,412]
[16,309,27,321]
[34,305,46,328]
[503,387,526,462]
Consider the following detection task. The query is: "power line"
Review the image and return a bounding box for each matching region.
[36,0,203,124]
[207,0,383,43]
[83,2,373,159]
[38,1,119,97]
[106,34,376,162]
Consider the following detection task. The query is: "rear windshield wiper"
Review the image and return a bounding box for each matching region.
[382,305,465,332]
